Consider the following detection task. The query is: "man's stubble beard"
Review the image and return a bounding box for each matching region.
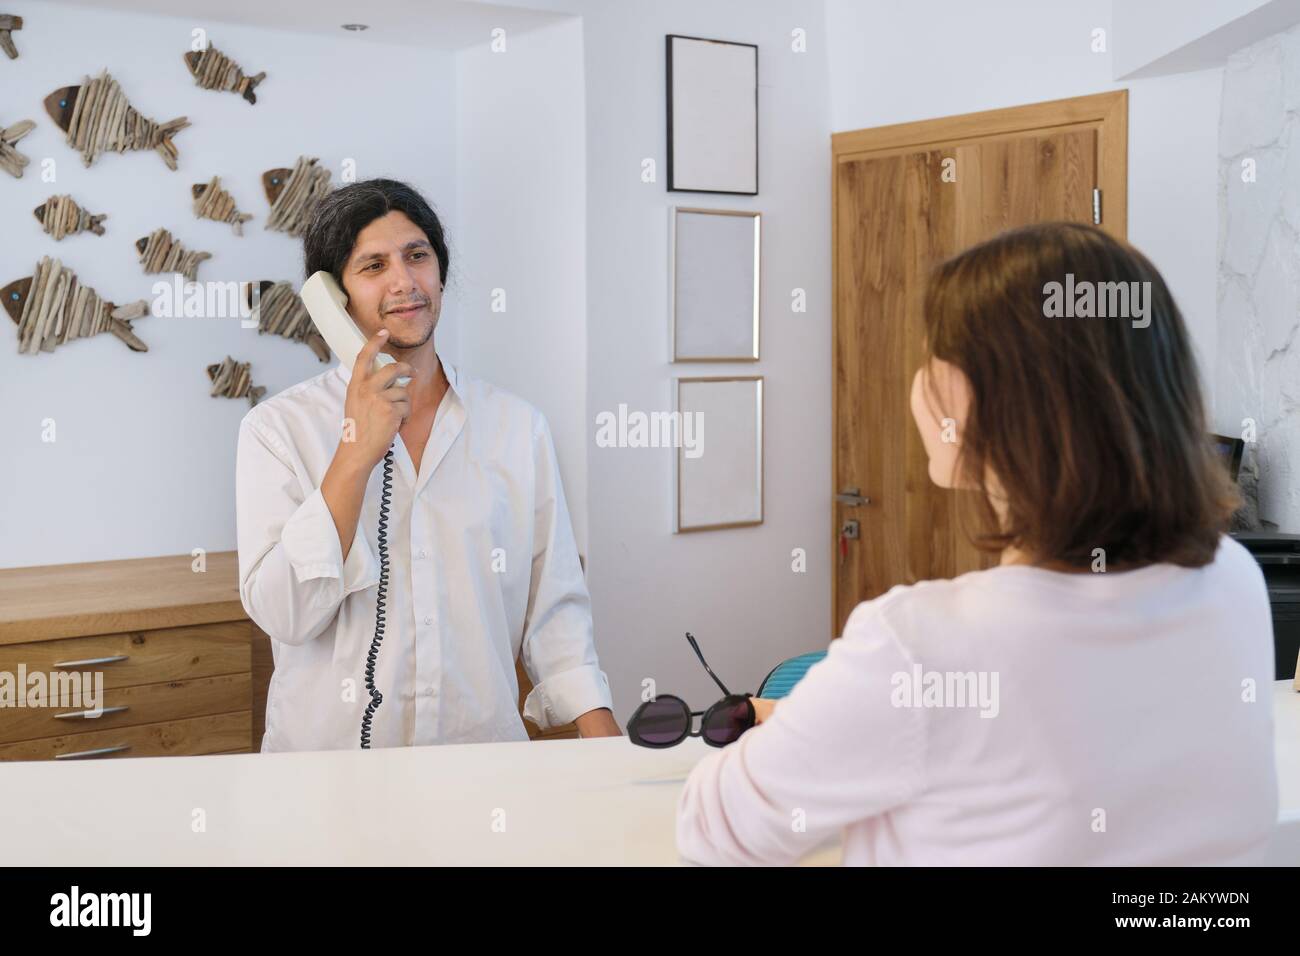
[386,305,439,351]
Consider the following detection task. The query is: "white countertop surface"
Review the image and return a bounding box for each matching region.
[0,733,811,865]
[2,681,1296,866]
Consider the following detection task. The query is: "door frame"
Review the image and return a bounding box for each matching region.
[829,90,1128,631]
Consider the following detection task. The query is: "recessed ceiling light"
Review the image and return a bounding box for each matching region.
[341,23,369,31]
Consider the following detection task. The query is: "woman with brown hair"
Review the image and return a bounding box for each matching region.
[676,222,1278,866]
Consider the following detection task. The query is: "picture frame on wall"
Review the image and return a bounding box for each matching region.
[666,34,759,195]
[674,375,763,533]
[670,207,761,362]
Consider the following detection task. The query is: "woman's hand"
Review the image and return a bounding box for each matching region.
[750,697,777,725]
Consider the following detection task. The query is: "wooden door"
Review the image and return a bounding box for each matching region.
[831,92,1127,634]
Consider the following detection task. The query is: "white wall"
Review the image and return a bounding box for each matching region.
[825,0,1224,399]
[454,17,589,552]
[583,0,834,720]
[0,0,457,568]
[459,0,835,720]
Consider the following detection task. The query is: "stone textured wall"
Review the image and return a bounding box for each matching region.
[1215,22,1300,532]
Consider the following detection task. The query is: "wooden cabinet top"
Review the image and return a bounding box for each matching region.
[0,551,246,645]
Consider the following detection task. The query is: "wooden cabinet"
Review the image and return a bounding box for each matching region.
[0,553,256,760]
[0,551,574,760]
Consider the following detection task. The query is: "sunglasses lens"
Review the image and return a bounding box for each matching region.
[702,695,753,746]
[632,697,689,745]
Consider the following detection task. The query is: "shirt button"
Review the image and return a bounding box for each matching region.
[423,615,433,626]
[416,549,427,559]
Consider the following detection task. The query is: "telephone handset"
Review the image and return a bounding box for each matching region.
[299,269,407,749]
[299,270,412,387]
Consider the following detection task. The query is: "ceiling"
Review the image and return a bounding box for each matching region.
[36,0,569,51]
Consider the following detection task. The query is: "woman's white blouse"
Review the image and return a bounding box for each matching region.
[677,535,1278,865]
[235,351,612,752]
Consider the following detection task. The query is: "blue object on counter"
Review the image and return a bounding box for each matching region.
[757,651,828,700]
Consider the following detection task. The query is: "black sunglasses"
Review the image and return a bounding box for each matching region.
[626,632,755,748]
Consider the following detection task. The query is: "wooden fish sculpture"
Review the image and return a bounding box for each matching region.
[0,14,22,60]
[193,176,253,235]
[0,117,35,178]
[246,280,330,362]
[207,355,266,407]
[3,257,150,354]
[184,45,266,104]
[136,228,212,281]
[263,157,332,237]
[35,195,108,240]
[45,70,190,170]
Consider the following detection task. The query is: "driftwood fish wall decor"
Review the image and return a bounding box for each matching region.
[0,14,22,59]
[45,70,190,170]
[263,157,331,237]
[184,45,266,104]
[0,117,34,178]
[207,355,266,406]
[246,280,329,361]
[136,228,212,281]
[3,257,150,354]
[193,176,252,235]
[35,195,107,240]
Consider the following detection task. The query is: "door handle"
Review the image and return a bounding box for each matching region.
[836,487,870,507]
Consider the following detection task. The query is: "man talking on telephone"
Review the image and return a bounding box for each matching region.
[235,178,620,750]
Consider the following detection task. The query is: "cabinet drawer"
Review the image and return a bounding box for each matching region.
[0,673,251,745]
[0,621,251,689]
[0,711,251,761]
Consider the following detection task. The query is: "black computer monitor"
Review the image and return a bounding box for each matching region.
[1210,433,1245,483]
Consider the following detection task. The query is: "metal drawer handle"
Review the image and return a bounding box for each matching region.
[53,705,129,720]
[52,655,128,668]
[54,744,131,760]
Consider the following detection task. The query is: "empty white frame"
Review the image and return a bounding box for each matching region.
[666,35,758,194]
[671,207,760,362]
[674,376,763,533]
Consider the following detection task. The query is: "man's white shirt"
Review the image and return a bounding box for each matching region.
[235,350,612,751]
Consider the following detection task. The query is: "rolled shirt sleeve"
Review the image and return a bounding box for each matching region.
[519,411,614,730]
[675,602,928,866]
[236,415,380,646]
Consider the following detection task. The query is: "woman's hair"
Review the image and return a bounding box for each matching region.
[920,221,1238,569]
[302,178,450,289]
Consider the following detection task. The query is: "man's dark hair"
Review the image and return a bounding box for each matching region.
[302,178,450,290]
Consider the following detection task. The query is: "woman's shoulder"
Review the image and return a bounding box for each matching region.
[846,567,1002,626]
[841,533,1267,646]
[1213,533,1267,584]
[840,573,986,654]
